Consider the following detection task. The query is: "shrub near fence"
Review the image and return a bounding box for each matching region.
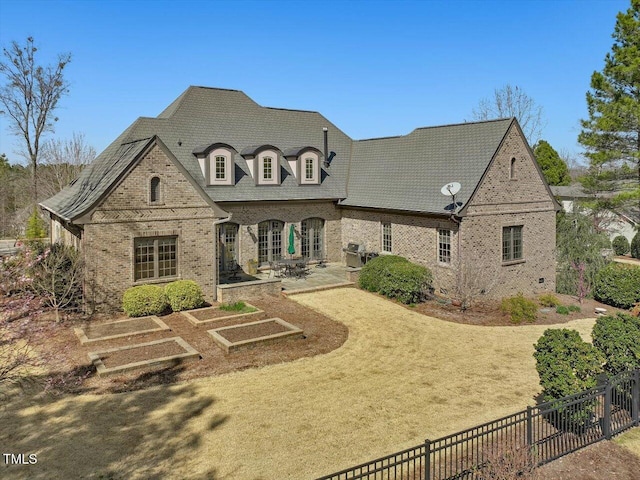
[316,369,640,480]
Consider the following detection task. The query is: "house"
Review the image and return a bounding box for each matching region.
[551,184,639,243]
[40,86,560,309]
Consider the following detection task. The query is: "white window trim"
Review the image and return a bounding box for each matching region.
[207,148,233,186]
[381,222,392,253]
[438,228,452,265]
[258,150,279,185]
[300,152,320,184]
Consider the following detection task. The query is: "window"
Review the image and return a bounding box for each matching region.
[150,176,161,203]
[510,157,516,179]
[134,237,177,280]
[258,220,284,265]
[382,222,392,253]
[218,223,239,271]
[263,156,273,180]
[305,157,314,181]
[215,155,226,180]
[301,218,324,260]
[502,226,523,262]
[438,229,451,264]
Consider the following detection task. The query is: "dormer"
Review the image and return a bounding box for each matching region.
[192,143,236,186]
[283,146,322,185]
[241,145,282,185]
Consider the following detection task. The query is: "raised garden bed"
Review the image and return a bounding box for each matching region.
[181,303,262,325]
[208,317,303,353]
[88,337,200,376]
[74,316,171,344]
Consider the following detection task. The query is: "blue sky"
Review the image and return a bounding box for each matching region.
[0,0,630,165]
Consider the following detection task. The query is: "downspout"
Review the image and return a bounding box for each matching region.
[212,213,233,301]
[449,213,462,304]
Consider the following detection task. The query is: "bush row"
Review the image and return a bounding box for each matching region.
[122,280,204,317]
[358,255,433,304]
[593,263,640,309]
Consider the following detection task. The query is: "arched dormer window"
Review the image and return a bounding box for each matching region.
[283,146,322,185]
[257,148,280,185]
[192,143,236,186]
[150,176,161,204]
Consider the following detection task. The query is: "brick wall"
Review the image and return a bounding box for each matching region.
[460,122,557,298]
[83,144,219,310]
[218,201,342,270]
[340,208,460,294]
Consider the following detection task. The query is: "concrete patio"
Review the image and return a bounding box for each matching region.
[218,262,355,293]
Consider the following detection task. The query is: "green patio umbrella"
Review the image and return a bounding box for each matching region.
[287,224,296,256]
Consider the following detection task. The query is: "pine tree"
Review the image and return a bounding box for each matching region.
[578,0,640,208]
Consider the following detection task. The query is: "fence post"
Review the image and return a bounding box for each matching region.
[424,439,431,480]
[634,369,640,426]
[604,382,612,440]
[526,406,533,448]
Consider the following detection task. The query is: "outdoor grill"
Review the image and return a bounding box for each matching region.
[343,242,378,268]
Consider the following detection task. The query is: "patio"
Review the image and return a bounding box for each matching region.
[218,262,354,293]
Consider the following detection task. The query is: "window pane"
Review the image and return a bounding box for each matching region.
[215,155,226,180]
[271,220,282,261]
[258,221,269,264]
[263,157,272,180]
[135,239,155,280]
[382,223,392,253]
[305,158,314,180]
[513,226,523,260]
[502,227,512,261]
[158,238,177,277]
[439,229,451,263]
[150,177,160,203]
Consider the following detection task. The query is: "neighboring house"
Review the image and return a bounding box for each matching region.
[551,184,639,243]
[40,86,560,309]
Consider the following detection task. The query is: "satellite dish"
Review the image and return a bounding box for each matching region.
[440,182,461,196]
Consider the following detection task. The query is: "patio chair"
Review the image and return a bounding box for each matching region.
[294,258,311,279]
[269,261,284,278]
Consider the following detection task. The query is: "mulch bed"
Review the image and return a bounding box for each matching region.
[83,316,161,339]
[410,293,625,326]
[538,439,640,479]
[99,340,187,369]
[3,293,348,395]
[189,306,256,321]
[216,320,289,343]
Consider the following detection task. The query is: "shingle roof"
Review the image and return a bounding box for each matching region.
[341,119,514,214]
[40,87,518,221]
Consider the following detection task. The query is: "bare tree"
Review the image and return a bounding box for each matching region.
[0,37,71,206]
[39,132,95,198]
[472,84,545,145]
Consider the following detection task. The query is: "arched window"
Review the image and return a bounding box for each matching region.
[301,218,324,260]
[510,157,516,180]
[218,223,239,271]
[150,176,161,203]
[258,220,284,265]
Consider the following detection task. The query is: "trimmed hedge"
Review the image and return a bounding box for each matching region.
[358,255,432,304]
[165,280,204,312]
[592,313,640,376]
[612,235,630,256]
[593,263,640,309]
[122,285,168,317]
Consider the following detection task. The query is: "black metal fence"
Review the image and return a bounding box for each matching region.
[317,368,640,480]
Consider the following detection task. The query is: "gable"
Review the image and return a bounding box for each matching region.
[460,122,560,215]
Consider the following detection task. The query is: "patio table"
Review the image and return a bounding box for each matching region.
[277,258,307,277]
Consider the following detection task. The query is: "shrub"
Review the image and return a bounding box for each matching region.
[25,208,47,239]
[593,263,640,309]
[539,293,561,307]
[122,285,168,317]
[501,293,538,324]
[359,255,432,304]
[632,231,640,259]
[612,235,630,256]
[164,280,204,312]
[358,255,408,293]
[533,329,604,431]
[556,305,570,315]
[592,313,640,376]
[219,301,256,312]
[568,305,581,313]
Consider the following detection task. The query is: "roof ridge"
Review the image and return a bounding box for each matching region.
[264,106,319,114]
[413,117,513,132]
[357,134,404,142]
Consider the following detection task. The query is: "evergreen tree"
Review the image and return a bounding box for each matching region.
[578,0,640,208]
[533,140,571,186]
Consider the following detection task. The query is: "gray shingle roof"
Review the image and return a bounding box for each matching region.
[341,119,514,214]
[40,87,518,221]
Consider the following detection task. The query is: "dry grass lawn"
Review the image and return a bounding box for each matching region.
[616,427,640,457]
[1,288,600,479]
